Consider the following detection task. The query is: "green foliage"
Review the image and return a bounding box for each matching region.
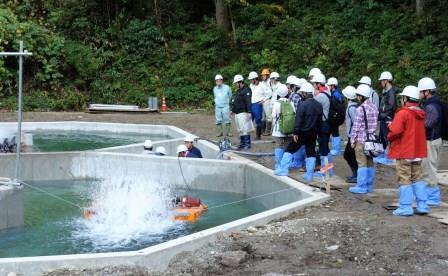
[1,0,448,111]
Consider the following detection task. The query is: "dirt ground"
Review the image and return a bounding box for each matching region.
[5,112,448,276]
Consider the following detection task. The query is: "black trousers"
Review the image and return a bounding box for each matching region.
[379,120,389,149]
[285,131,317,158]
[330,123,339,137]
[343,137,358,175]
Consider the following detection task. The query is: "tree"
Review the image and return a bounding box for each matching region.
[215,0,231,31]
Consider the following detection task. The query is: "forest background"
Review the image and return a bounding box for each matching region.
[0,0,446,111]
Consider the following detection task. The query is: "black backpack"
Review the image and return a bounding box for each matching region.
[323,92,345,126]
[438,101,448,141]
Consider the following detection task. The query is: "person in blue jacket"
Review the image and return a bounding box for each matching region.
[184,135,203,158]
[326,77,343,156]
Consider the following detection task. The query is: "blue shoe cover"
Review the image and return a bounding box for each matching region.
[330,136,341,156]
[412,181,430,214]
[274,148,284,171]
[393,185,414,216]
[274,152,292,176]
[426,185,441,207]
[349,167,369,194]
[366,167,376,193]
[303,157,316,183]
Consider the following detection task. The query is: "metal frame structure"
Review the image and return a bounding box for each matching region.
[0,41,33,185]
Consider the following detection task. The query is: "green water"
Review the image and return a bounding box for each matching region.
[30,130,169,152]
[0,180,282,258]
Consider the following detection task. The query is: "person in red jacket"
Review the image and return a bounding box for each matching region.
[387,85,429,216]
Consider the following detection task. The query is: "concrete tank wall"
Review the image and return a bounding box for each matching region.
[0,185,24,230]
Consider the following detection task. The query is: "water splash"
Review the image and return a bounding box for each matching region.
[73,178,181,249]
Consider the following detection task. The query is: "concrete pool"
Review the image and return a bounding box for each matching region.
[0,122,329,275]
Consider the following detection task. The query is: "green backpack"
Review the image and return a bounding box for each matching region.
[278,100,295,134]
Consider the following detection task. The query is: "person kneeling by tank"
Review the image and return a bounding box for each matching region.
[183,135,203,158]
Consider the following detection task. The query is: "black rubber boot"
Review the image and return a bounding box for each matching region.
[263,122,272,136]
[256,127,262,140]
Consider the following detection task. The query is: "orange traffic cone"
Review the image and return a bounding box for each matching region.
[161,96,167,112]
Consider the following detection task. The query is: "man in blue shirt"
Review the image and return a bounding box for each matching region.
[184,135,203,158]
[213,74,233,137]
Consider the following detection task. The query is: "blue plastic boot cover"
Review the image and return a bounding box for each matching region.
[426,185,441,207]
[274,152,292,176]
[303,157,316,183]
[412,181,430,214]
[330,136,341,156]
[349,167,369,194]
[290,146,306,168]
[366,167,376,192]
[274,148,285,171]
[393,185,414,216]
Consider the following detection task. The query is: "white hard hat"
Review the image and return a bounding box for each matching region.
[277,84,289,98]
[378,71,393,81]
[342,86,357,100]
[285,75,297,85]
[233,74,244,83]
[358,76,372,86]
[417,77,436,91]
[143,140,153,148]
[400,85,420,100]
[215,74,223,80]
[291,77,303,87]
[155,146,166,155]
[184,134,196,143]
[356,84,372,98]
[270,72,280,79]
[308,68,322,77]
[326,77,338,86]
[310,73,326,84]
[299,82,314,93]
[176,144,188,154]
[248,71,258,80]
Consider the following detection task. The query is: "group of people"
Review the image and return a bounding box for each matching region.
[141,134,203,158]
[213,68,444,217]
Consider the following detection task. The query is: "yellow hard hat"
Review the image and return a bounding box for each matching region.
[261,68,270,76]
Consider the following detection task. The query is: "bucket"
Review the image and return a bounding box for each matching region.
[148,97,158,110]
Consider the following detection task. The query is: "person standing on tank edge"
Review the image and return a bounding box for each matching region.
[248,71,265,140]
[419,77,442,206]
[232,74,252,150]
[213,74,233,137]
[342,86,359,184]
[388,85,429,216]
[377,71,397,164]
[311,73,334,176]
[327,77,343,156]
[348,84,379,194]
[275,82,322,183]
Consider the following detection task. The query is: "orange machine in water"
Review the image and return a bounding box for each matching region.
[172,196,207,222]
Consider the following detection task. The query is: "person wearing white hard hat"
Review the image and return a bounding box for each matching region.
[232,74,253,150]
[387,85,429,216]
[419,77,443,206]
[184,135,202,158]
[259,68,273,136]
[248,71,266,140]
[213,74,233,138]
[287,76,306,171]
[308,68,322,81]
[155,146,166,156]
[348,84,379,194]
[326,77,343,157]
[270,72,287,104]
[271,84,295,171]
[141,140,155,155]
[358,76,379,110]
[275,82,323,183]
[176,144,188,158]
[310,73,334,176]
[342,86,359,184]
[377,71,398,165]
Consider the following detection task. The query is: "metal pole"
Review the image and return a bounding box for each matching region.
[14,41,24,180]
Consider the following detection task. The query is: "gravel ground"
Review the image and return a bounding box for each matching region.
[3,111,448,276]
